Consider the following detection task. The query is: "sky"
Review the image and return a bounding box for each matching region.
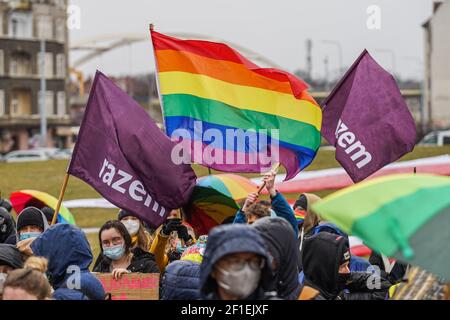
[69,0,436,81]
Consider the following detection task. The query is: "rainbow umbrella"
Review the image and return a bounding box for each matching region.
[311,174,450,281]
[184,174,258,235]
[10,190,76,225]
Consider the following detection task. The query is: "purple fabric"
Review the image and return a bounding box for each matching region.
[322,50,417,183]
[68,71,197,228]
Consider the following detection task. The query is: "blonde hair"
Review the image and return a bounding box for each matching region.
[137,224,153,252]
[24,257,48,273]
[3,265,52,300]
[300,193,322,234]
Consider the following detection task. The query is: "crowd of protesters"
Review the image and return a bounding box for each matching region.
[0,171,448,300]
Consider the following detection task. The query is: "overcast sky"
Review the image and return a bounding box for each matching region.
[69,0,436,81]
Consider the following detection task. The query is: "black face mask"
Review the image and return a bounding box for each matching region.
[336,273,351,291]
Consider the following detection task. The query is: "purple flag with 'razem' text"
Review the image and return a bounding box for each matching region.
[321,50,417,183]
[68,71,197,228]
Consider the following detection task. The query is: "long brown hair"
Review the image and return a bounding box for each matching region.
[136,222,153,252]
[300,193,322,234]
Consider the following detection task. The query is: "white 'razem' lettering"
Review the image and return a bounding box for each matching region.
[98,158,167,216]
[111,170,132,194]
[335,119,372,169]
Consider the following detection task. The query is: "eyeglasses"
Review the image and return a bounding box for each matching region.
[220,256,265,272]
[101,236,123,247]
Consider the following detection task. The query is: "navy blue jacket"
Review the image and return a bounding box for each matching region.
[160,260,201,300]
[31,224,105,300]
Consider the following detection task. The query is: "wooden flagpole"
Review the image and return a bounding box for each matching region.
[51,173,70,225]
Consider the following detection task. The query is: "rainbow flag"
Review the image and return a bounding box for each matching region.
[151,30,322,179]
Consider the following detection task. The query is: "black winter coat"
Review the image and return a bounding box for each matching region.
[93,247,160,273]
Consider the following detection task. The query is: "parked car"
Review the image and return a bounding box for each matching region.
[52,148,73,160]
[419,130,450,146]
[3,149,51,163]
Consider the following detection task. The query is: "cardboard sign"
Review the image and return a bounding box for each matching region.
[94,273,159,300]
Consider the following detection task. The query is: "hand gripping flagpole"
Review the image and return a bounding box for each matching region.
[256,162,280,195]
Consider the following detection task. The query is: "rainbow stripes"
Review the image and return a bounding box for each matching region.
[151,31,322,179]
[311,174,450,280]
[10,190,76,225]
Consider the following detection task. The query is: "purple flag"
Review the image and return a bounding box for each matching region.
[68,71,197,228]
[322,50,417,183]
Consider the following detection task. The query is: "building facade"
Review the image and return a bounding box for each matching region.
[423,1,450,130]
[0,0,70,153]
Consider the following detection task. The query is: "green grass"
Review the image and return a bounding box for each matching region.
[1,145,449,257]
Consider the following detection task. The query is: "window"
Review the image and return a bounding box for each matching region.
[0,90,5,116]
[11,89,31,116]
[10,51,32,76]
[37,52,54,78]
[422,133,437,144]
[0,50,4,76]
[55,19,65,42]
[9,12,33,38]
[45,91,54,115]
[443,136,450,145]
[37,15,53,39]
[57,91,66,116]
[56,54,66,78]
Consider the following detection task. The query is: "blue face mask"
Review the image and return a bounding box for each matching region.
[103,244,125,260]
[270,209,277,218]
[176,239,186,254]
[19,232,41,241]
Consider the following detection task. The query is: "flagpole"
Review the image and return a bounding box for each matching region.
[51,173,70,225]
[257,163,280,195]
[149,24,167,132]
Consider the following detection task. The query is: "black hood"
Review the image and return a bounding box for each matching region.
[0,208,16,243]
[252,217,301,300]
[199,224,274,299]
[302,232,350,299]
[0,244,24,269]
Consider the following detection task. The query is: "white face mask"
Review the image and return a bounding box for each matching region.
[216,263,261,299]
[0,272,7,293]
[122,220,140,236]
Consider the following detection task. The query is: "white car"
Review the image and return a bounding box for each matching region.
[3,149,51,163]
[420,130,450,146]
[52,148,73,160]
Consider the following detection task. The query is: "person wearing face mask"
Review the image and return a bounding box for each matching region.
[93,220,159,279]
[118,209,153,252]
[0,244,24,299]
[300,232,390,300]
[252,217,302,300]
[199,224,277,300]
[15,207,49,244]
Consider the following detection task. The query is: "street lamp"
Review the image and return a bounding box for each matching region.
[39,38,47,148]
[322,40,343,76]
